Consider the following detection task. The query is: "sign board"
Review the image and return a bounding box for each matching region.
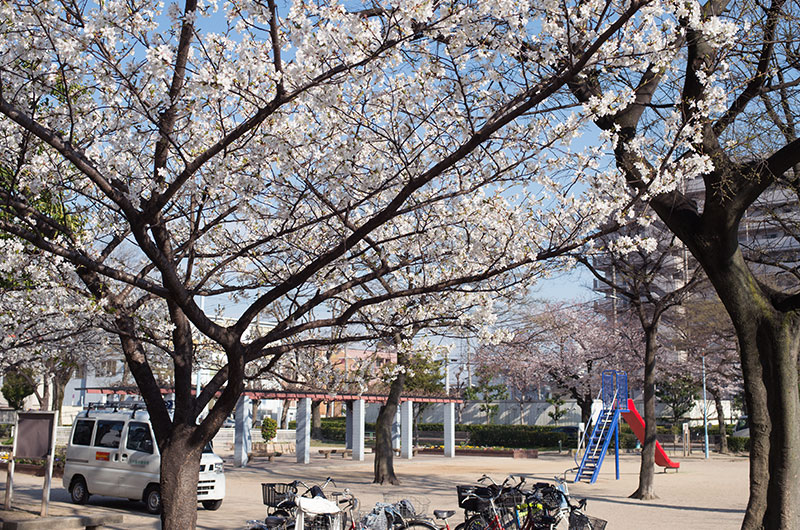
[16,412,55,459]
[4,411,58,516]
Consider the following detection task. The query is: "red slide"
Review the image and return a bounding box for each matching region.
[621,398,680,469]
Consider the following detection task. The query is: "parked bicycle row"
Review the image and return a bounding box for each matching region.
[244,471,607,530]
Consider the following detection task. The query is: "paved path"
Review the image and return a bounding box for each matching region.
[1,450,749,529]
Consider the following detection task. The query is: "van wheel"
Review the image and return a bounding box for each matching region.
[70,477,89,504]
[202,499,223,510]
[144,485,162,514]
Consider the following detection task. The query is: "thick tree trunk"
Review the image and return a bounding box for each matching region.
[694,246,800,529]
[736,315,800,530]
[159,425,204,530]
[311,400,322,439]
[630,325,658,500]
[712,390,728,454]
[374,367,406,485]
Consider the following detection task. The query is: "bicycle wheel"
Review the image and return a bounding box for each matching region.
[463,514,490,530]
[401,520,437,530]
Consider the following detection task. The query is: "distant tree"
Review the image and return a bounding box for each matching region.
[463,370,508,424]
[476,302,642,425]
[577,224,703,500]
[656,375,700,427]
[2,369,36,410]
[671,299,742,453]
[546,395,567,425]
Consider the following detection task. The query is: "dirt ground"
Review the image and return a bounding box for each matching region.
[0,449,749,529]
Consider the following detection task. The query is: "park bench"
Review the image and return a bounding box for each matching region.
[1,513,124,530]
[250,442,296,461]
[318,449,352,458]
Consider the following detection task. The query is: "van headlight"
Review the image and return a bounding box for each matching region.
[214,462,224,473]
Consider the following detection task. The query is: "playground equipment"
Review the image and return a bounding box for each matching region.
[574,370,679,484]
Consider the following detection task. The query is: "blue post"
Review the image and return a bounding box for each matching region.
[615,421,620,480]
[703,355,710,459]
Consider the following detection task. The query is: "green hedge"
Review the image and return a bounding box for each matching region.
[464,425,570,448]
[727,436,750,452]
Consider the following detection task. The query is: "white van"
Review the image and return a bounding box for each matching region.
[62,406,225,513]
[732,416,750,438]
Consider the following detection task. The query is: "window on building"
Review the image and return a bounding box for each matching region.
[96,360,118,377]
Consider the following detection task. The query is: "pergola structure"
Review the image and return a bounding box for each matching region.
[82,387,463,467]
[239,390,463,466]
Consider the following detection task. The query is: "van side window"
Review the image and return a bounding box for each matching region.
[94,420,124,448]
[126,422,154,454]
[72,419,95,446]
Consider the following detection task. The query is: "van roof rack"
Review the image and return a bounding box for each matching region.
[84,401,149,419]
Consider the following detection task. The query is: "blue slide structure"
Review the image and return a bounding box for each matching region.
[574,370,680,484]
[574,370,628,484]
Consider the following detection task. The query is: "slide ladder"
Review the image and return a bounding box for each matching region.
[574,370,628,484]
[575,407,620,483]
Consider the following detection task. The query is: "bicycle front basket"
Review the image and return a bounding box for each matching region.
[568,510,607,530]
[262,482,297,507]
[456,485,492,512]
[496,489,525,508]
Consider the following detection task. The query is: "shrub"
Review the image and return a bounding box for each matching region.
[466,425,569,448]
[261,417,278,442]
[727,436,750,453]
[620,433,638,449]
[320,423,346,442]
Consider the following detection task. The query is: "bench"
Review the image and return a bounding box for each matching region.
[393,447,418,456]
[2,514,124,530]
[318,449,352,458]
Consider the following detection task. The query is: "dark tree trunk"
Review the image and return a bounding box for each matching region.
[374,364,406,485]
[280,400,290,429]
[694,243,800,528]
[712,390,728,454]
[159,425,204,529]
[578,392,593,426]
[630,324,659,500]
[311,400,323,439]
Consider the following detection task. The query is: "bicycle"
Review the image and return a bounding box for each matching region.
[455,473,605,530]
[246,478,345,530]
[357,498,438,530]
[457,475,524,530]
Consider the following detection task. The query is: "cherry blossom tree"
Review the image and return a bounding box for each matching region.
[0,0,726,525]
[0,239,111,415]
[567,0,800,520]
[478,302,642,425]
[577,225,704,500]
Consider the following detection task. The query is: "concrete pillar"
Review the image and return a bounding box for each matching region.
[352,399,366,461]
[392,408,401,451]
[234,395,252,467]
[345,401,353,450]
[401,400,413,459]
[443,402,455,458]
[296,398,311,464]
